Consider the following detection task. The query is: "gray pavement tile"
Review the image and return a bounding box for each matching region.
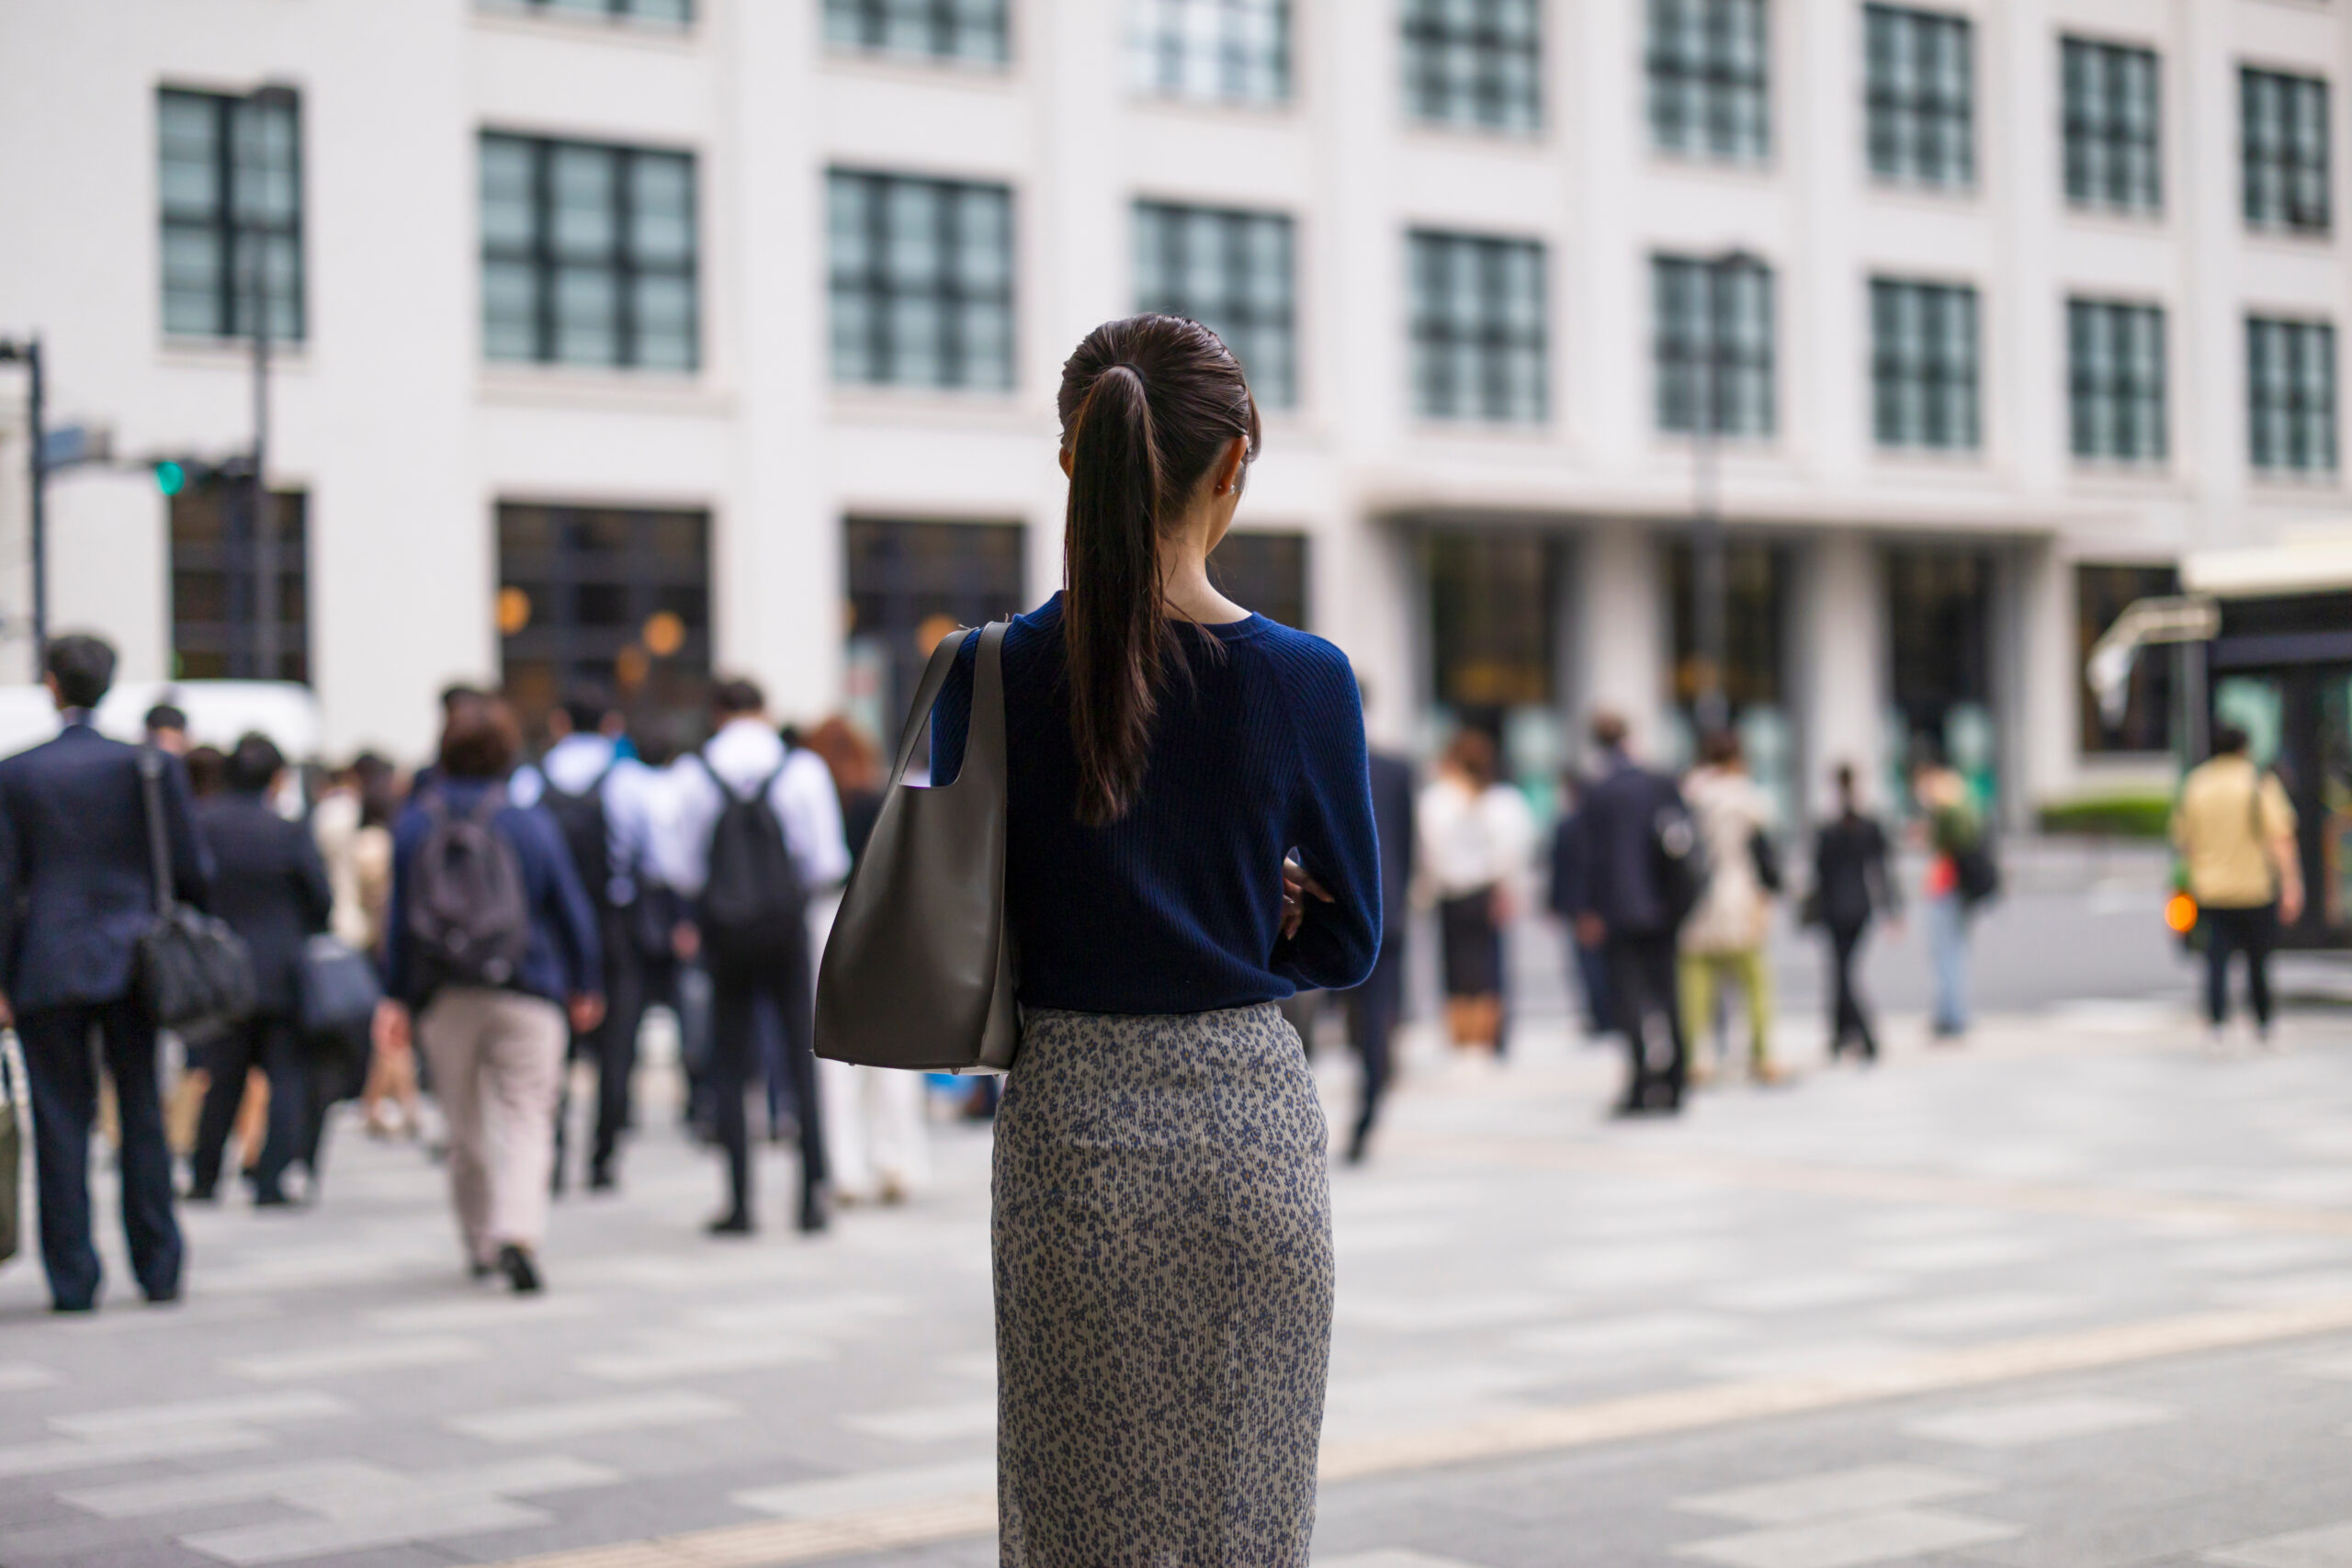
[1707,1274,1909,1314]
[1691,1337,1923,1382]
[1877,1293,2090,1337]
[732,1459,995,1518]
[1677,1465,1998,1526]
[1318,1553,1498,1568]
[182,1497,550,1564]
[2208,1522,2352,1568]
[842,1398,999,1443]
[0,1362,61,1392]
[1671,1507,2022,1568]
[220,1336,487,1382]
[50,1392,347,1438]
[443,1390,741,1444]
[0,1427,273,1479]
[1903,1398,2177,1450]
[1511,1309,1750,1360]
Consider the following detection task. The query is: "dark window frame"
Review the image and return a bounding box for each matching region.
[498,502,714,735]
[1652,253,1776,438]
[1408,230,1549,424]
[157,86,305,343]
[170,481,309,684]
[1646,0,1770,164]
[2067,298,2167,464]
[1863,3,1973,190]
[828,169,1017,391]
[481,131,701,371]
[1134,199,1298,409]
[2241,65,2332,235]
[822,0,1009,64]
[1871,276,1982,452]
[2062,35,2162,215]
[481,0,694,23]
[1132,0,1291,104]
[1400,0,1544,135]
[2247,315,2339,476]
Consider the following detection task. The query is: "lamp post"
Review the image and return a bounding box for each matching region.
[241,82,298,681]
[0,337,47,669]
[1690,248,1759,740]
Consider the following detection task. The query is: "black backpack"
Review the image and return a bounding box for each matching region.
[541,765,613,910]
[406,787,533,993]
[1651,794,1712,930]
[697,756,805,967]
[1954,836,2002,906]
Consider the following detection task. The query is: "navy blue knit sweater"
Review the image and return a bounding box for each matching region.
[932,592,1380,1015]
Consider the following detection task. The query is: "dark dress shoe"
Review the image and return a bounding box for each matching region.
[144,1288,182,1306]
[497,1243,542,1294]
[469,1259,495,1281]
[587,1165,616,1194]
[51,1300,96,1314]
[797,1190,831,1235]
[252,1190,293,1208]
[707,1211,754,1236]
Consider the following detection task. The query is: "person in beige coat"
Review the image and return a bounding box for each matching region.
[1679,729,1783,1084]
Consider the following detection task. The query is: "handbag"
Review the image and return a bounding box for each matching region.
[298,932,383,1041]
[0,1030,23,1266]
[1748,827,1784,895]
[815,622,1018,1074]
[131,750,257,1032]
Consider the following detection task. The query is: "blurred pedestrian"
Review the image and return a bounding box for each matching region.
[0,634,206,1311]
[656,677,847,1235]
[926,315,1377,1562]
[1570,709,1697,1116]
[143,701,190,756]
[515,691,661,1194]
[187,734,334,1205]
[1911,747,1982,1039]
[317,755,411,1135]
[379,694,603,1293]
[1547,770,1613,1037]
[185,744,227,799]
[1679,729,1783,1085]
[1337,741,1415,1163]
[2173,724,2304,1045]
[1810,762,1898,1062]
[1417,728,1532,1058]
[804,716,928,1205]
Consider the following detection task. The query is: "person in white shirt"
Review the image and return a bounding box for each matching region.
[1679,728,1784,1086]
[654,677,849,1235]
[512,695,665,1192]
[1415,728,1535,1056]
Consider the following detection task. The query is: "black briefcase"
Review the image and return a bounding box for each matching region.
[298,933,383,1040]
[131,750,256,1032]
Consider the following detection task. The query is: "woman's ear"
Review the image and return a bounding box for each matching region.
[1059,446,1075,479]
[1216,434,1249,495]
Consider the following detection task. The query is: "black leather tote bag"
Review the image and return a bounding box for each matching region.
[132,750,257,1032]
[298,932,384,1041]
[816,623,1017,1074]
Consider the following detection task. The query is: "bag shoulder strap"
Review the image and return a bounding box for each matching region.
[136,748,172,918]
[885,623,1008,791]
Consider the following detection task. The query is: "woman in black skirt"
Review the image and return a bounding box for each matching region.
[931,316,1380,1565]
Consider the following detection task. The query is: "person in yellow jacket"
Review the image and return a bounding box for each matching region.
[2172,725,2304,1044]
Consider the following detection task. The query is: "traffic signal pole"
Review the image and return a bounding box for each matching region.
[0,337,47,670]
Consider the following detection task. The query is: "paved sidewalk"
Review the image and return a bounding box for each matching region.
[2,1001,2349,1567]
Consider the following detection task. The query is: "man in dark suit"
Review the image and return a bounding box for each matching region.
[1570,709,1691,1116]
[0,635,210,1310]
[187,733,334,1205]
[1338,747,1415,1165]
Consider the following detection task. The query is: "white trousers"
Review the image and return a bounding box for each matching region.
[818,1058,931,1199]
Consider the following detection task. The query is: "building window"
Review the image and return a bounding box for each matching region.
[1401,0,1542,135]
[2247,316,2337,475]
[2243,67,2331,235]
[1647,0,1769,164]
[498,503,711,735]
[171,482,308,683]
[1871,278,1979,451]
[829,171,1014,391]
[1409,231,1547,423]
[2067,299,2165,464]
[1428,532,1558,713]
[1863,4,1972,189]
[1653,254,1774,437]
[480,0,692,25]
[1208,530,1307,630]
[2076,563,2178,754]
[1668,538,1784,720]
[481,134,698,371]
[1134,201,1296,408]
[843,519,1026,746]
[1131,0,1288,104]
[158,88,303,342]
[823,0,1008,65]
[1887,544,1995,793]
[2062,37,2160,215]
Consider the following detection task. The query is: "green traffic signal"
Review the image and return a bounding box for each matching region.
[155,459,187,497]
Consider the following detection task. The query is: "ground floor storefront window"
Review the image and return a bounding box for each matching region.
[842,517,1025,757]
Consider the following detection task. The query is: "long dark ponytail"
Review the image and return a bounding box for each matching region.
[1058,315,1261,826]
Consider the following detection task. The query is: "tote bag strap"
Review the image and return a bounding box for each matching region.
[136,748,174,918]
[887,624,1008,791]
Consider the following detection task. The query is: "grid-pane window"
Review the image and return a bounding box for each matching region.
[2068,300,2165,463]
[2062,38,2160,214]
[499,504,711,736]
[1864,5,1973,188]
[2248,316,2337,475]
[1135,202,1296,408]
[1409,231,1547,423]
[1402,0,1542,134]
[823,0,1008,64]
[2243,68,2331,234]
[1208,531,1308,630]
[158,88,303,342]
[481,134,698,370]
[480,0,693,24]
[1653,255,1774,437]
[171,483,308,684]
[830,171,1014,390]
[1871,278,1979,450]
[1132,0,1288,103]
[1647,0,1769,163]
[2076,563,2178,754]
[844,519,1026,745]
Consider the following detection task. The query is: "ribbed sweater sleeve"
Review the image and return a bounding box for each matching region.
[1269,642,1381,992]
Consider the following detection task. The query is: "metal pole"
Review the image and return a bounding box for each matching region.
[1691,263,1728,738]
[25,338,45,670]
[246,96,278,682]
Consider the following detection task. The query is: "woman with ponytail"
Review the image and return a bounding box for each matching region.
[931,315,1380,1564]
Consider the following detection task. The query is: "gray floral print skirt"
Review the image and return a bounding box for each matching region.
[994,1003,1333,1567]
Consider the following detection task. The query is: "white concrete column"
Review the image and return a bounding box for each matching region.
[1572,522,1667,763]
[49,473,170,685]
[1794,530,1886,818]
[2003,536,2074,826]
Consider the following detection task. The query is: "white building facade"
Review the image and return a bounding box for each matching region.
[2,0,2347,823]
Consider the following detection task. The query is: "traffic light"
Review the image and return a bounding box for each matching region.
[154,459,187,497]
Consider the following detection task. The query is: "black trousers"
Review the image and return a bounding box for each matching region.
[190,1013,309,1200]
[1605,932,1685,1109]
[556,910,649,1180]
[709,925,824,1220]
[1340,941,1405,1152]
[1826,918,1878,1060]
[18,998,182,1309]
[2204,902,2278,1030]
